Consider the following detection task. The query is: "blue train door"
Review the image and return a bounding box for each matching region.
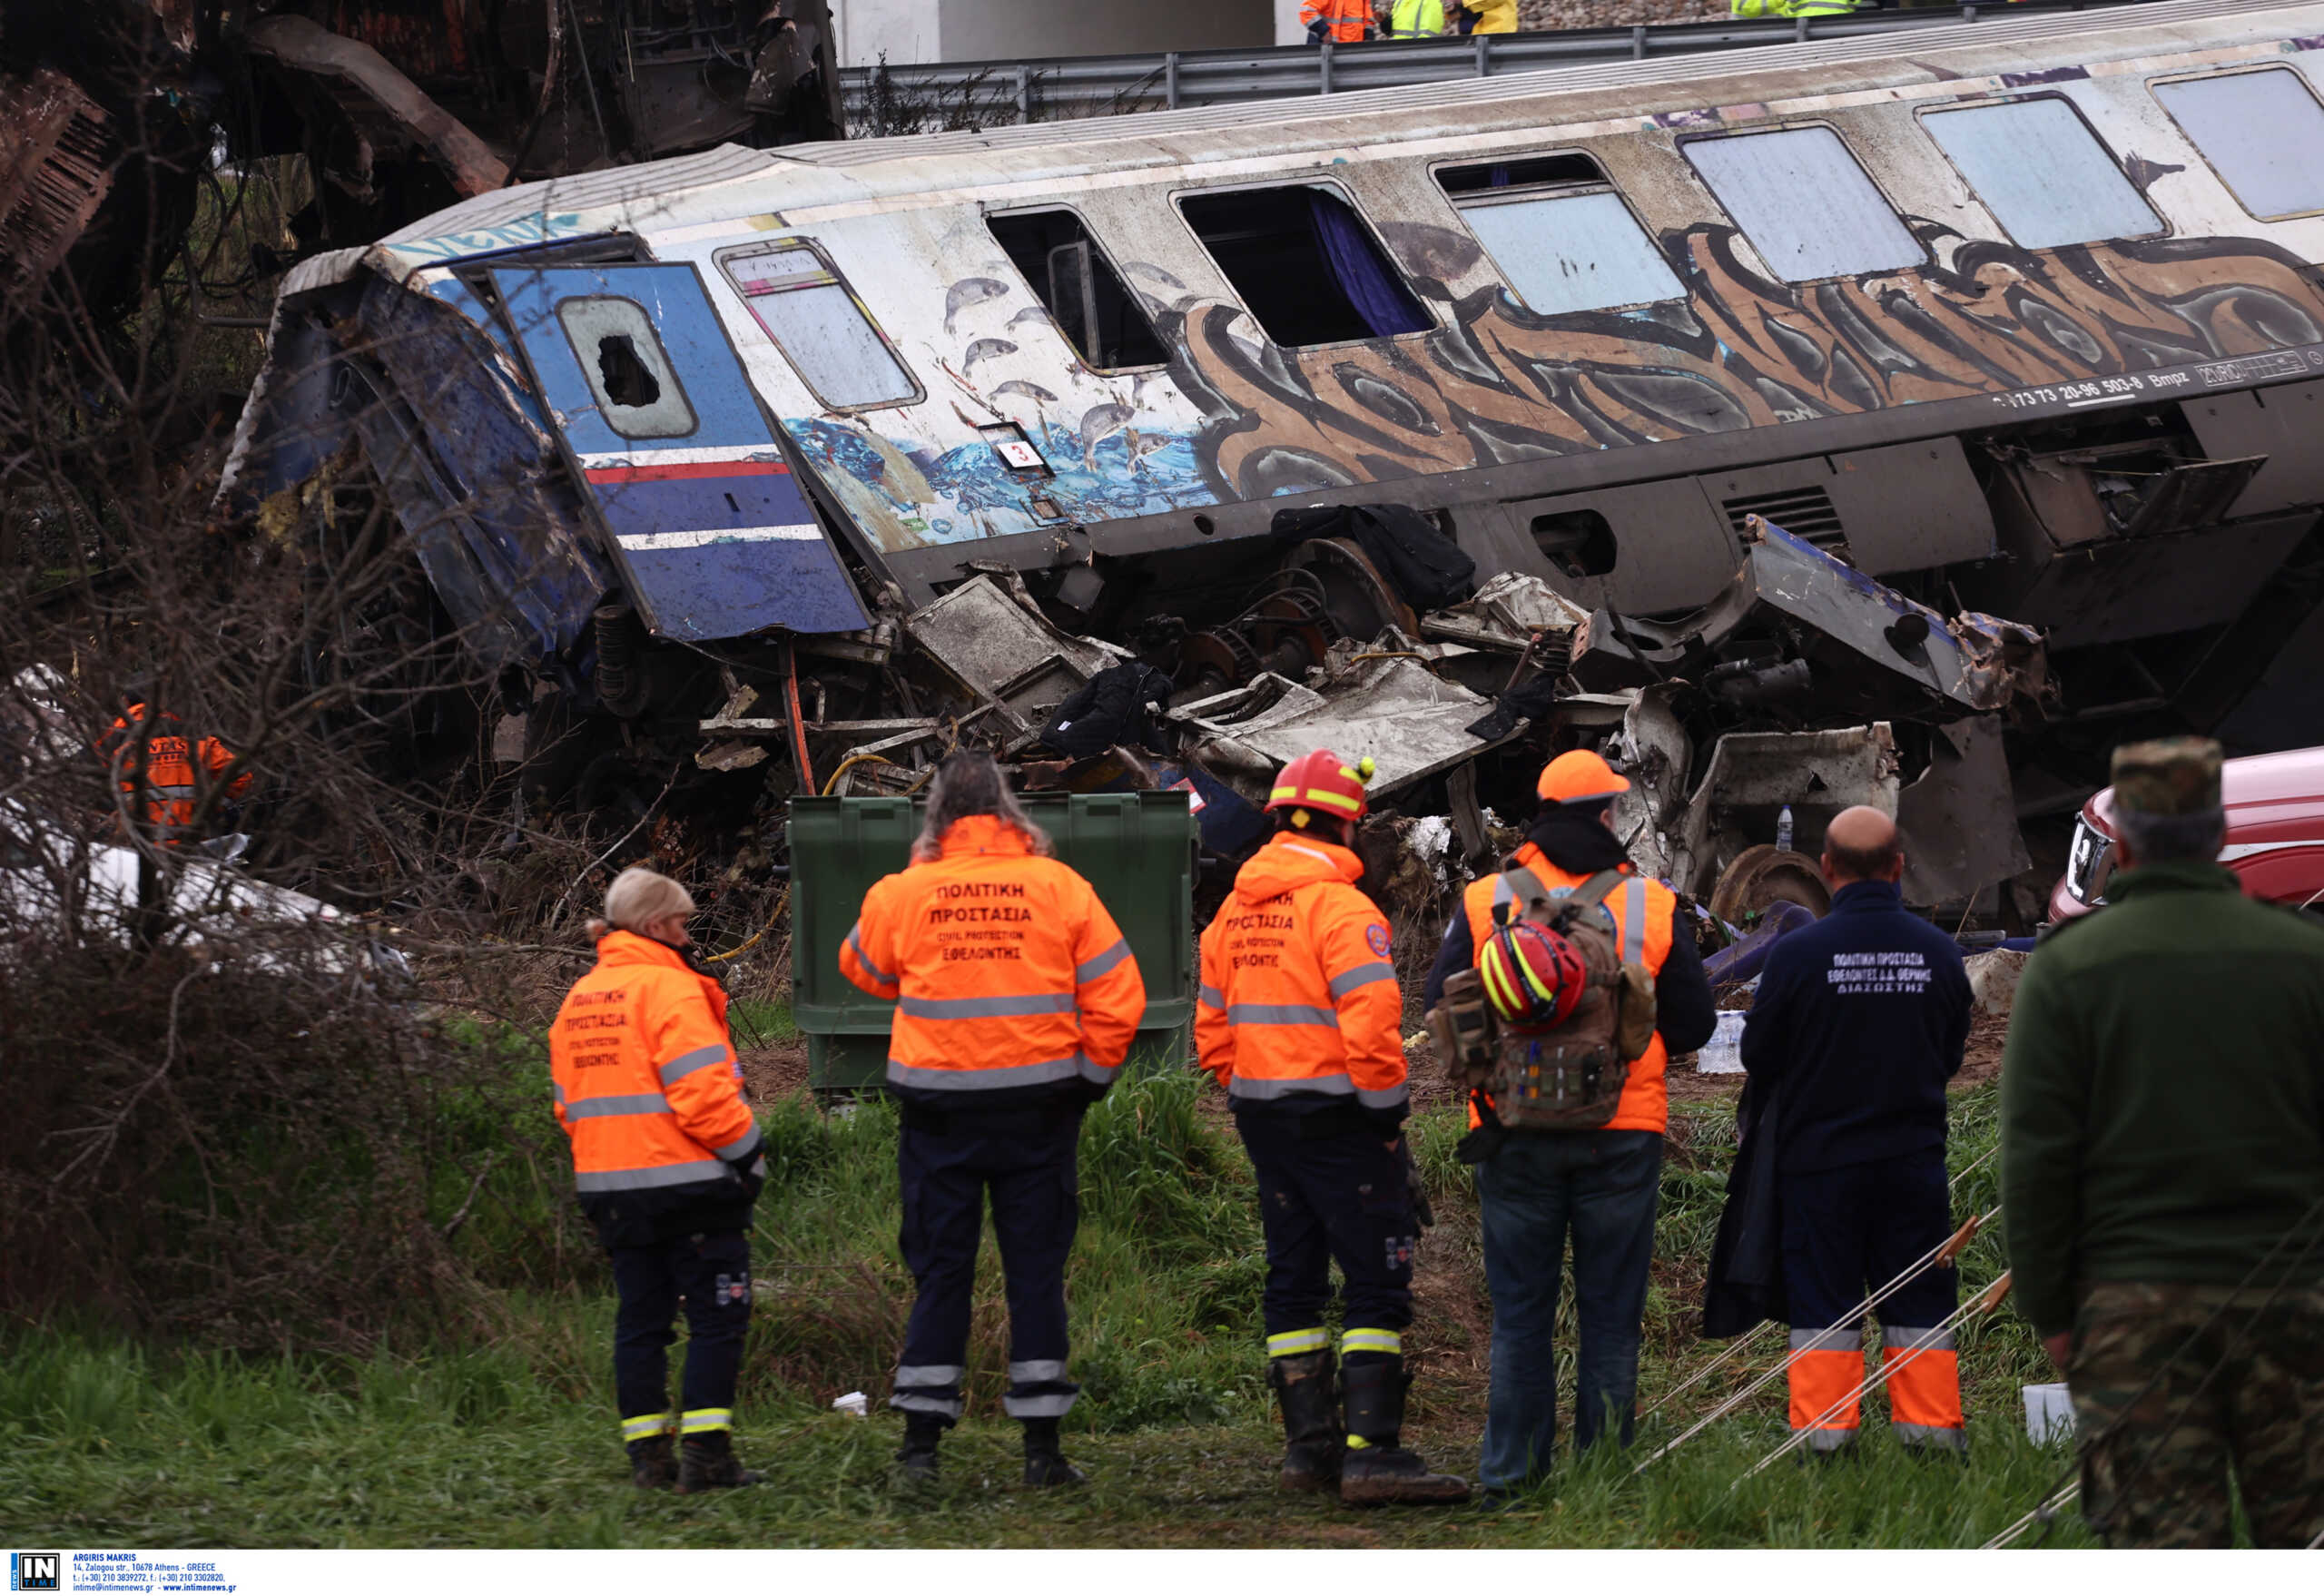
[488,261,868,642]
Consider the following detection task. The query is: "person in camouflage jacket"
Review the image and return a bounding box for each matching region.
[2002,737,2324,1549]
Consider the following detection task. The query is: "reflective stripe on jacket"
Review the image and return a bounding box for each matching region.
[1459,841,1679,1133]
[1196,833,1408,1116]
[1302,0,1373,41]
[839,814,1147,1102]
[548,931,759,1197]
[1388,0,1447,34]
[101,704,251,838]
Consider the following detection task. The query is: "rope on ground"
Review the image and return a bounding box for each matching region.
[1983,1482,2080,1550]
[1735,1269,2014,1484]
[1641,1145,2000,1424]
[1632,1200,2001,1475]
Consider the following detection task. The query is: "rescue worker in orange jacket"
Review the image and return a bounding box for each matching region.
[1302,0,1374,43]
[99,702,251,842]
[548,867,766,1494]
[1423,749,1718,1496]
[840,751,1146,1488]
[1198,750,1469,1505]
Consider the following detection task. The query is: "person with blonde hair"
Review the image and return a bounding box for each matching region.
[842,750,1147,1487]
[550,865,765,1494]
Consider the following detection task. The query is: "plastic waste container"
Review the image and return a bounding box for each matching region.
[788,791,1196,1095]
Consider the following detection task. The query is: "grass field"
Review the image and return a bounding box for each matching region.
[0,1065,2093,1550]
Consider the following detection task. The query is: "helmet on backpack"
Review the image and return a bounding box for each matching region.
[1476,919,1589,1029]
[1266,749,1375,824]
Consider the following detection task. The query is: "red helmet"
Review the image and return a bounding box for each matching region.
[1266,749,1374,823]
[1476,920,1590,1029]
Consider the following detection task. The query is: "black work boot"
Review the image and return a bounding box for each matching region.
[627,1433,676,1491]
[1020,1416,1088,1487]
[1338,1357,1470,1506]
[1267,1350,1344,1493]
[674,1429,763,1493]
[893,1413,946,1486]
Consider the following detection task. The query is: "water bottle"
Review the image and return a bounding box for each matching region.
[1777,804,1795,854]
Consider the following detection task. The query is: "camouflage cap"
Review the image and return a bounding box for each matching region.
[2109,736,2223,817]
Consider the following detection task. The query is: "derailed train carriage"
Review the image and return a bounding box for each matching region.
[222,0,2324,915]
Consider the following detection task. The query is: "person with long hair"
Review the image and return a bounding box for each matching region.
[841,750,1147,1487]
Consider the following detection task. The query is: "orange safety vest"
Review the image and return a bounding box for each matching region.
[839,813,1147,1098]
[548,931,761,1198]
[101,704,251,838]
[1301,0,1374,42]
[1196,833,1408,1114]
[1459,840,1679,1133]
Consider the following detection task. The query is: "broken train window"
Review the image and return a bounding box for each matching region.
[2152,66,2324,222]
[987,208,1167,371]
[1434,152,1685,316]
[553,296,698,438]
[1921,96,2162,250]
[1681,125,1925,282]
[1176,182,1433,348]
[718,241,921,411]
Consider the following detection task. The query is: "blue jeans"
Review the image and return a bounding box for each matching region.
[1474,1128,1663,1487]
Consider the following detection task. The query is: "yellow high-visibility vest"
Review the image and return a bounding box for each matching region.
[1389,0,1448,34]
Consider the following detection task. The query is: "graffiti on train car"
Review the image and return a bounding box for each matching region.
[1176,224,2324,499]
[807,222,2324,541]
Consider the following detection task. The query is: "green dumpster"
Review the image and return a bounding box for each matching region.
[787,792,1197,1095]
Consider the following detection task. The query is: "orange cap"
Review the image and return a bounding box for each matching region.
[1535,749,1630,805]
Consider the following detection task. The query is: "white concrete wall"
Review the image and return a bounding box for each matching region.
[835,0,1275,66]
[1274,0,1308,45]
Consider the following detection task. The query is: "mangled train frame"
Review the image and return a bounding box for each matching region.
[221,0,2324,919]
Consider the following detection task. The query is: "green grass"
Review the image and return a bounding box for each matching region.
[0,1075,2095,1548]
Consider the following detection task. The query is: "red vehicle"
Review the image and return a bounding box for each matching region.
[2050,746,2324,924]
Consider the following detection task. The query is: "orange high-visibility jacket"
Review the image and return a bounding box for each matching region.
[1301,0,1374,41]
[1459,841,1679,1132]
[101,704,251,838]
[839,814,1147,1104]
[548,931,762,1205]
[1196,833,1409,1116]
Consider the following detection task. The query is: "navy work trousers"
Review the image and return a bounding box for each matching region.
[893,1105,1084,1422]
[1777,1148,1957,1331]
[1474,1128,1662,1486]
[1236,1110,1416,1363]
[607,1227,752,1439]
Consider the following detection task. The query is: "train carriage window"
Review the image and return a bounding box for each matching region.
[2152,68,2324,220]
[1435,154,1684,314]
[987,209,1167,370]
[553,297,697,438]
[1177,184,1433,347]
[1922,98,2161,248]
[1682,126,1925,281]
[718,243,920,410]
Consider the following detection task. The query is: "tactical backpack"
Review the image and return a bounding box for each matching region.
[1425,864,1659,1134]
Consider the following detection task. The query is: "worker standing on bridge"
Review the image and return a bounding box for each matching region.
[842,751,1146,1489]
[1386,0,1448,37]
[549,867,766,1494]
[1729,0,1857,19]
[1302,0,1374,43]
[2003,738,2324,1548]
[1198,750,1469,1505]
[1738,806,1973,1457]
[1423,749,1716,1496]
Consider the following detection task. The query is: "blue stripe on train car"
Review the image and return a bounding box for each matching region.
[489,262,869,642]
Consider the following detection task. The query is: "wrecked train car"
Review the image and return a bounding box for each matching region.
[221,0,2324,909]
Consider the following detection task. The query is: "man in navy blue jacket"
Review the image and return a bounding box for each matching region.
[1739,806,1971,1456]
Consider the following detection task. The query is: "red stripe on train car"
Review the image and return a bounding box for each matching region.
[583,459,793,484]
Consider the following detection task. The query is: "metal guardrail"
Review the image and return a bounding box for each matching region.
[839,0,2157,130]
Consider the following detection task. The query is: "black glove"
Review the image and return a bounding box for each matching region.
[726,1149,767,1203]
[1453,1089,1508,1166]
[1401,1138,1436,1229]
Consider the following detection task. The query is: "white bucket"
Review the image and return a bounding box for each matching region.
[2023,1382,2075,1444]
[1698,1010,1748,1074]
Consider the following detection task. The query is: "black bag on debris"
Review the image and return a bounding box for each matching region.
[1039,661,1176,757]
[1269,503,1477,611]
[1464,671,1563,742]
